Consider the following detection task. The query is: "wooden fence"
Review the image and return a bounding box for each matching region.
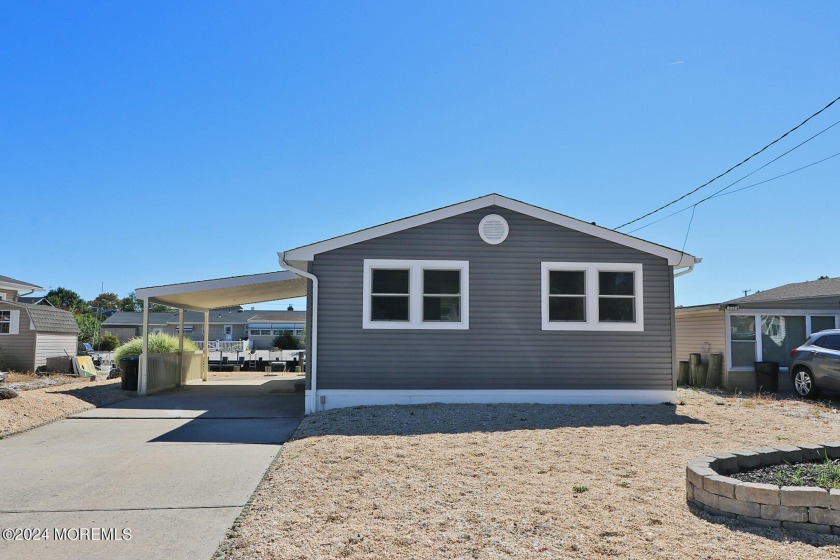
[146,351,204,394]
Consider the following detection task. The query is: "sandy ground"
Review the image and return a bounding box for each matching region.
[0,377,131,437]
[219,389,840,559]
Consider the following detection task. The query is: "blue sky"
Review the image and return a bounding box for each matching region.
[3,1,839,309]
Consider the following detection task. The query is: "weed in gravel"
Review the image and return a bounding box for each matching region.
[573,486,588,494]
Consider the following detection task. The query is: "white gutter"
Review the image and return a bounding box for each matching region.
[279,252,319,414]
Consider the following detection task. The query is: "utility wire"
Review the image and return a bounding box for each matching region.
[615,94,840,230]
[627,150,840,233]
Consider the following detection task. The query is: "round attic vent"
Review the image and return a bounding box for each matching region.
[478,214,509,245]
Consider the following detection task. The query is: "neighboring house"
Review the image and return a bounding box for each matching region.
[280,193,700,413]
[675,277,840,392]
[101,307,306,349]
[0,274,43,302]
[0,301,79,372]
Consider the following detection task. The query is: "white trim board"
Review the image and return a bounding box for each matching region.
[281,194,701,267]
[311,389,676,412]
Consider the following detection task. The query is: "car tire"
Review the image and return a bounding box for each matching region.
[792,368,819,399]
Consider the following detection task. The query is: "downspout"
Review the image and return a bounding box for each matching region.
[279,253,319,414]
[673,264,694,278]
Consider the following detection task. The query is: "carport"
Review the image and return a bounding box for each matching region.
[134,271,307,395]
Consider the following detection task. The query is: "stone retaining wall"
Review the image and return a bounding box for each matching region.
[687,443,840,534]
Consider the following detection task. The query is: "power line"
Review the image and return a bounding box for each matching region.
[627,150,840,233]
[615,94,840,230]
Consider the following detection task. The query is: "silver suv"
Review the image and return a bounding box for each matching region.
[789,329,840,398]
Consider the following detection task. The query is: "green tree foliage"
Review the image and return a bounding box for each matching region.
[93,331,120,351]
[89,292,120,310]
[119,292,141,312]
[75,313,100,343]
[117,291,173,312]
[46,287,86,312]
[272,331,301,350]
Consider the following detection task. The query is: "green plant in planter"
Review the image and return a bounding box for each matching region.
[114,333,198,361]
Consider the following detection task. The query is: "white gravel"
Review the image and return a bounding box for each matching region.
[219,388,840,559]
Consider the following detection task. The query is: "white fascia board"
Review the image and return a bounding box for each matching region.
[312,389,676,412]
[281,194,699,266]
[0,280,44,293]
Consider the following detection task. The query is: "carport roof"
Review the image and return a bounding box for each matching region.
[135,271,307,312]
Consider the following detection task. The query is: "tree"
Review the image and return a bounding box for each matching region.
[75,313,99,343]
[818,275,830,280]
[118,291,173,313]
[46,287,86,312]
[272,332,301,350]
[119,292,141,312]
[89,292,120,310]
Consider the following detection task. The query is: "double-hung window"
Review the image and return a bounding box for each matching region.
[363,259,469,329]
[0,311,10,334]
[541,262,643,331]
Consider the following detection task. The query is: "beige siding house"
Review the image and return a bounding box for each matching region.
[676,277,840,392]
[0,274,79,372]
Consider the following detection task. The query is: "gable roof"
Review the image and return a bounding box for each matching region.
[280,194,700,267]
[0,302,79,334]
[0,274,43,294]
[727,277,840,304]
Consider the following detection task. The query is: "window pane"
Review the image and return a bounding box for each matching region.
[599,272,634,296]
[372,269,409,294]
[599,297,635,322]
[424,270,460,295]
[0,311,8,320]
[731,340,755,367]
[813,334,840,351]
[761,315,806,368]
[812,316,836,334]
[549,296,585,321]
[423,296,461,322]
[0,323,8,334]
[549,271,585,295]
[371,296,409,321]
[730,315,756,341]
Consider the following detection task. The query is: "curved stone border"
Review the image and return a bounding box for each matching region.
[687,443,840,534]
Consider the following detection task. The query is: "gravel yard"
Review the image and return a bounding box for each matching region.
[0,376,131,437]
[219,389,840,560]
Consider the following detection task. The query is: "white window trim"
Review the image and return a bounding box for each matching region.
[541,262,644,331]
[0,309,20,335]
[363,259,469,330]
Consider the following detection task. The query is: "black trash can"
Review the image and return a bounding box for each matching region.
[754,361,780,393]
[119,357,139,391]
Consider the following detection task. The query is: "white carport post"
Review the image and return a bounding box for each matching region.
[139,297,150,396]
[177,308,184,386]
[202,310,209,382]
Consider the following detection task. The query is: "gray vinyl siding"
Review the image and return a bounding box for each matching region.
[313,207,675,391]
[0,304,36,371]
[34,334,77,370]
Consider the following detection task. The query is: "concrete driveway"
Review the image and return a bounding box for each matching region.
[0,375,303,560]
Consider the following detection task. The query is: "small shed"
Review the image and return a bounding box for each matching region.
[0,302,79,372]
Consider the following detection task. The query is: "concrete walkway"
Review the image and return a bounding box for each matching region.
[0,375,303,560]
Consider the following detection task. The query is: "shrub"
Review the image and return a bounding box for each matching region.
[272,332,301,350]
[114,333,198,361]
[94,331,120,351]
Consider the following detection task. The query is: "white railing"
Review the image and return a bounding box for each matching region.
[194,340,247,352]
